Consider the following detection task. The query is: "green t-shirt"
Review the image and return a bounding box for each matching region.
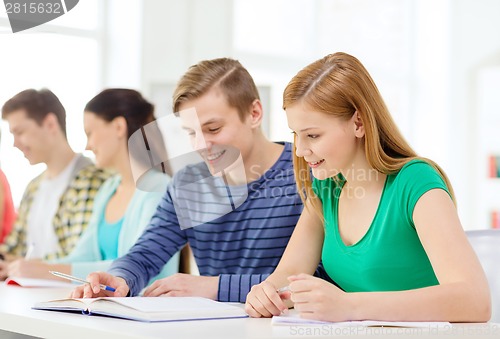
[313,160,449,292]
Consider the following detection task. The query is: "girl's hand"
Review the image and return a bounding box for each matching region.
[289,273,350,322]
[7,259,48,279]
[245,280,289,318]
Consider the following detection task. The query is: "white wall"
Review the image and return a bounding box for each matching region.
[114,0,500,230]
[102,0,143,89]
[2,0,499,229]
[140,0,234,99]
[448,0,500,228]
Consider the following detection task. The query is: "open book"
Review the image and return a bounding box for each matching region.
[272,311,450,328]
[5,277,74,288]
[33,297,248,322]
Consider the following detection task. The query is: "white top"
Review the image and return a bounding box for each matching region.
[26,155,79,258]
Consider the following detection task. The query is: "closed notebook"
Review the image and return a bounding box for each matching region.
[5,277,74,288]
[33,297,248,322]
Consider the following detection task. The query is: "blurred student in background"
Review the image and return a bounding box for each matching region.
[7,89,179,282]
[0,89,110,279]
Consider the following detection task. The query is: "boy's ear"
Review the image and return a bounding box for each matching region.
[248,99,263,129]
[43,112,61,133]
[353,111,365,138]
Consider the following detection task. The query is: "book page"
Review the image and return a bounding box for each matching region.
[87,297,247,322]
[94,297,243,313]
[33,298,91,312]
[272,311,450,328]
[33,297,248,322]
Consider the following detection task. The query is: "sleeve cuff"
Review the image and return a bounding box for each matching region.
[217,273,270,302]
[108,268,140,297]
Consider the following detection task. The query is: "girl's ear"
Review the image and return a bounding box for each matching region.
[353,111,365,138]
[113,116,128,138]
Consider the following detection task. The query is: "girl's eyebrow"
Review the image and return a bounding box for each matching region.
[298,127,319,133]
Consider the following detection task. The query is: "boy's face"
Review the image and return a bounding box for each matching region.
[5,109,53,165]
[178,89,255,176]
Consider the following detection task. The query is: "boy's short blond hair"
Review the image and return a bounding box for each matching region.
[173,58,260,121]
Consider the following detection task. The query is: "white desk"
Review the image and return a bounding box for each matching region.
[0,285,498,339]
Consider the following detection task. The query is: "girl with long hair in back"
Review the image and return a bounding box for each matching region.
[245,52,491,322]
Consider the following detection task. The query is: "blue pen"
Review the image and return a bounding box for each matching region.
[49,271,116,292]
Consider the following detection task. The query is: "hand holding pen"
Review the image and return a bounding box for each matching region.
[50,271,116,292]
[67,271,130,298]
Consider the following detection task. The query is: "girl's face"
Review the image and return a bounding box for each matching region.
[286,104,364,180]
[83,111,124,169]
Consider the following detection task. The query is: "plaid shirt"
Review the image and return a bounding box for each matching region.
[0,155,110,259]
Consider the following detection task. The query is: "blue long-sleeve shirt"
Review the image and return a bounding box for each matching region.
[108,142,304,301]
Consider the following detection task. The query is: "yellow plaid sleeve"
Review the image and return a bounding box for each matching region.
[0,175,42,256]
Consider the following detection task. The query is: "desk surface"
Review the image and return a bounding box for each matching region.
[0,285,498,339]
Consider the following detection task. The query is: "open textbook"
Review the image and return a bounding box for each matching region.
[5,277,74,288]
[272,311,450,328]
[33,297,248,322]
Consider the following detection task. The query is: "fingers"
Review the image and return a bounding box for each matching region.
[244,300,264,318]
[142,281,155,297]
[246,281,287,318]
[288,273,314,283]
[114,283,129,297]
[286,273,345,320]
[7,259,34,278]
[0,261,8,280]
[82,282,98,298]
[142,275,186,297]
[285,273,317,314]
[287,274,317,305]
[278,289,292,300]
[152,290,182,297]
[143,279,167,297]
[143,287,170,297]
[80,272,129,298]
[6,260,19,277]
[143,275,177,297]
[143,275,219,299]
[69,285,86,298]
[87,272,104,295]
[263,282,287,314]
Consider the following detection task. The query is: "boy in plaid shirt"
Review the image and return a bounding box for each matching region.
[0,88,109,279]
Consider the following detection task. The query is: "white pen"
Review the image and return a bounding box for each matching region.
[49,271,116,292]
[277,285,291,294]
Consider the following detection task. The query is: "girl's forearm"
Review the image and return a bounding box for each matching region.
[348,282,491,322]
